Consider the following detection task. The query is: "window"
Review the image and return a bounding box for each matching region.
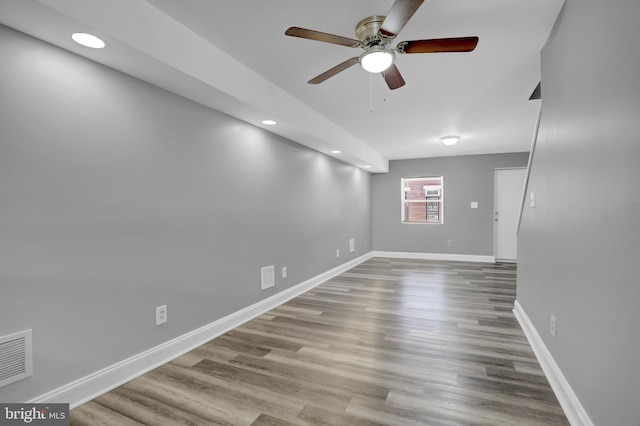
[402,176,443,224]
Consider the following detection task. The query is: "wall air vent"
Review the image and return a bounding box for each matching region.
[261,265,275,290]
[0,329,33,388]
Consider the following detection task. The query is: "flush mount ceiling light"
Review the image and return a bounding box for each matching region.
[440,136,461,146]
[261,119,277,125]
[359,46,395,73]
[331,150,342,154]
[71,32,106,49]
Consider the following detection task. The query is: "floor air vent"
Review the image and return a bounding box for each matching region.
[0,329,33,388]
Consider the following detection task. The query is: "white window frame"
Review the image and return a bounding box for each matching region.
[401,176,444,224]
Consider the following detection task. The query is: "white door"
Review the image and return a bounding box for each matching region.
[494,168,526,261]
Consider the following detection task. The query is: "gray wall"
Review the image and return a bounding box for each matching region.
[0,25,372,402]
[372,153,528,255]
[517,0,640,424]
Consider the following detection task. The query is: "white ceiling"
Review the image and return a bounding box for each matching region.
[0,0,563,173]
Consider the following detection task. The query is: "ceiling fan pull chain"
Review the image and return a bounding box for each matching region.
[369,72,374,114]
[381,72,387,105]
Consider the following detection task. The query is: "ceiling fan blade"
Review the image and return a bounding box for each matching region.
[285,27,361,48]
[383,64,406,90]
[308,57,359,84]
[397,37,479,54]
[379,0,425,37]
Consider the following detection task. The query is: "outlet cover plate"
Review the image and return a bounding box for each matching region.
[156,305,167,326]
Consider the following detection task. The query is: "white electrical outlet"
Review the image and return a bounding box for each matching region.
[470,202,478,209]
[282,266,287,279]
[447,240,453,247]
[550,314,556,338]
[156,305,167,326]
[530,192,536,208]
[336,249,340,258]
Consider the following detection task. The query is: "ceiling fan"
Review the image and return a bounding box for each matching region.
[285,0,478,90]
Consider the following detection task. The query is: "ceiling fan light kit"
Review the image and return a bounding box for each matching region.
[285,0,478,90]
[360,47,395,73]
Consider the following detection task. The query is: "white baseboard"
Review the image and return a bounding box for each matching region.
[372,251,495,263]
[513,300,593,426]
[28,252,373,409]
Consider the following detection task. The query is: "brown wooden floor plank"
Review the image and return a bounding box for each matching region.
[251,413,299,426]
[69,401,145,426]
[93,386,213,425]
[296,404,386,426]
[191,358,351,414]
[70,258,569,425]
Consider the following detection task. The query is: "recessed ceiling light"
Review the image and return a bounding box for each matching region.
[71,32,106,49]
[262,119,277,125]
[331,150,342,154]
[440,136,461,146]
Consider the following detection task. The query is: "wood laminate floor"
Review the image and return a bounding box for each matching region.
[70,258,569,426]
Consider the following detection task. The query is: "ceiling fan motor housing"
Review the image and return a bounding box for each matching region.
[355,16,387,47]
